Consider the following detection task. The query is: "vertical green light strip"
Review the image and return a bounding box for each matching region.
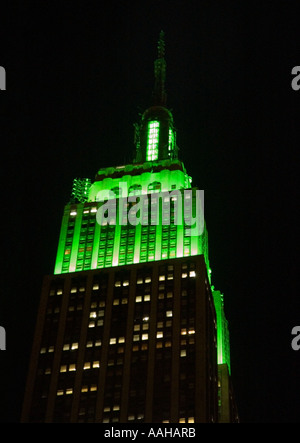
[54,206,70,274]
[147,121,159,161]
[212,290,231,375]
[113,216,121,267]
[91,209,101,269]
[168,128,174,154]
[191,234,198,256]
[134,223,141,264]
[155,224,162,261]
[69,205,83,273]
[154,194,162,260]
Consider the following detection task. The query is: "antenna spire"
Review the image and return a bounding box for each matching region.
[153,30,167,106]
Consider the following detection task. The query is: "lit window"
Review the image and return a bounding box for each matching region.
[159,275,165,281]
[84,362,91,370]
[141,334,148,341]
[70,211,77,216]
[71,342,78,350]
[188,417,194,423]
[69,364,76,371]
[60,365,67,373]
[147,121,159,161]
[135,296,142,303]
[144,294,151,302]
[182,273,188,278]
[157,332,163,339]
[180,350,186,357]
[123,280,129,286]
[166,311,173,317]
[90,311,97,318]
[110,338,117,345]
[189,270,196,277]
[92,361,100,368]
[89,321,95,328]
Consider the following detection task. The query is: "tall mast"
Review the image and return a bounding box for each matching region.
[152,30,167,106]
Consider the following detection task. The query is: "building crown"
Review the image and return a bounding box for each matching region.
[134,31,178,164]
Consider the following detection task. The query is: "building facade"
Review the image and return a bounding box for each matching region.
[21,32,238,423]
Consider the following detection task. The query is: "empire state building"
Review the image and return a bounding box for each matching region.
[21,32,238,424]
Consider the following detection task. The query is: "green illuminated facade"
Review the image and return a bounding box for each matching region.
[53,29,230,394]
[22,31,238,423]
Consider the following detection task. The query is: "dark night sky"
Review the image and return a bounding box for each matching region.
[0,1,299,423]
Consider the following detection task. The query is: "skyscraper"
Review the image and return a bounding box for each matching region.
[21,32,238,424]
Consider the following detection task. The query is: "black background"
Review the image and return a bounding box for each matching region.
[0,1,299,423]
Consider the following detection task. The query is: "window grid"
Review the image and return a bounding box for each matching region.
[146,121,159,161]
